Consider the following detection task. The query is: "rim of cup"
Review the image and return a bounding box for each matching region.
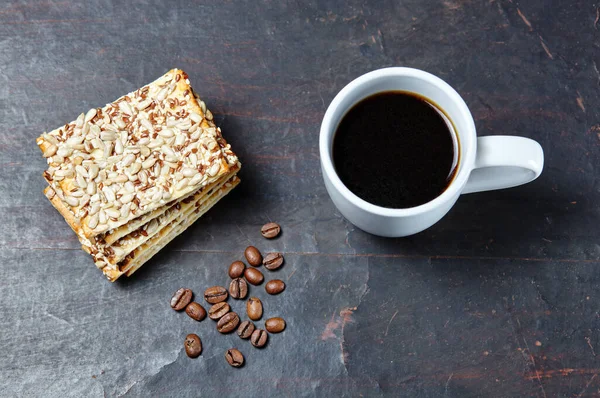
[319,67,477,217]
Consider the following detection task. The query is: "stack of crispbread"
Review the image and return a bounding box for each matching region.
[36,69,241,281]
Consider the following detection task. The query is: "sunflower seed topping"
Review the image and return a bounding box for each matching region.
[36,68,237,247]
[102,186,116,203]
[84,108,97,123]
[42,143,58,158]
[65,196,79,207]
[142,157,156,169]
[88,213,99,229]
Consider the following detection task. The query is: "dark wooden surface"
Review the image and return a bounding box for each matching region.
[1,1,599,397]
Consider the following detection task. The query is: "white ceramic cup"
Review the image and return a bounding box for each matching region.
[319,67,544,237]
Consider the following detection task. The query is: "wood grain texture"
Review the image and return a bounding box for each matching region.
[0,0,598,397]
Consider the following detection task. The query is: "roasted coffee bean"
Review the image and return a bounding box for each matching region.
[204,286,228,304]
[208,302,230,320]
[185,302,206,321]
[229,278,248,299]
[265,317,286,333]
[244,246,263,267]
[225,348,244,368]
[246,297,263,321]
[217,312,240,333]
[250,329,268,348]
[265,279,286,295]
[244,268,264,285]
[263,252,284,270]
[261,222,281,239]
[170,288,193,311]
[237,320,255,339]
[228,261,246,279]
[184,334,202,358]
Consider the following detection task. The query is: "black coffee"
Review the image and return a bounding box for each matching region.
[333,91,459,208]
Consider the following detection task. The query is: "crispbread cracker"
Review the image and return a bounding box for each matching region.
[125,176,240,278]
[37,69,241,281]
[37,68,239,241]
[102,176,240,281]
[92,149,238,247]
[88,170,237,267]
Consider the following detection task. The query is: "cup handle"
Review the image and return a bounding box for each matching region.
[462,136,544,194]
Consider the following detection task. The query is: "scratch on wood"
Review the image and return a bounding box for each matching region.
[43,310,73,327]
[332,284,345,297]
[287,268,296,281]
[469,311,486,318]
[316,83,325,108]
[519,329,547,398]
[344,233,352,249]
[2,18,111,25]
[595,7,599,30]
[585,336,596,356]
[529,354,547,398]
[397,375,417,384]
[539,36,553,59]
[384,310,399,336]
[443,1,461,10]
[517,8,533,30]
[576,91,586,112]
[377,29,386,53]
[577,373,598,397]
[509,314,546,397]
[235,223,252,244]
[525,368,600,379]
[444,373,454,395]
